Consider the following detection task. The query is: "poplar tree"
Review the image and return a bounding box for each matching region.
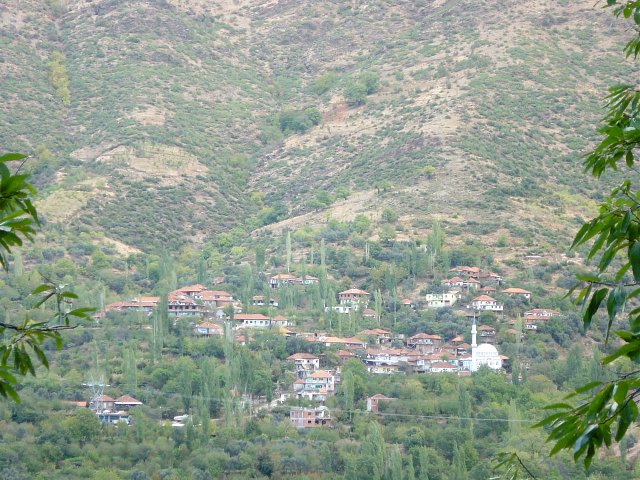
[285,229,292,273]
[388,446,403,480]
[451,442,468,480]
[417,447,430,480]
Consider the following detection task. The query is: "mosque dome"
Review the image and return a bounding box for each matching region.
[475,343,499,357]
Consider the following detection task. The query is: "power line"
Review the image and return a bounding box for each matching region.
[335,409,536,424]
[73,381,537,424]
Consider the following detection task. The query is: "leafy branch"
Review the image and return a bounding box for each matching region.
[535,0,640,468]
[0,152,94,402]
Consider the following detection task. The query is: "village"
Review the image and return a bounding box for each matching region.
[87,265,562,430]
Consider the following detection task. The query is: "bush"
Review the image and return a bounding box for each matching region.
[278,107,321,134]
[344,82,368,106]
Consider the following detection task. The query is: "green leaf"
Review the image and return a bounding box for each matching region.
[583,288,608,330]
[629,242,640,281]
[0,153,27,162]
[606,286,627,340]
[575,381,603,394]
[30,284,52,295]
[602,341,640,364]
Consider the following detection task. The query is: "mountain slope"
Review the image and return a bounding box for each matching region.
[0,0,630,253]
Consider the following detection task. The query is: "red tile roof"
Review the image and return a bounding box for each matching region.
[287,353,318,360]
[115,395,143,405]
[473,295,496,302]
[502,288,531,294]
[234,313,270,321]
[339,288,369,296]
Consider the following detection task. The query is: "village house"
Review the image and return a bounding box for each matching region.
[362,308,378,319]
[358,328,392,345]
[425,292,459,308]
[524,308,560,318]
[91,394,115,412]
[502,287,532,301]
[299,275,320,285]
[104,296,160,315]
[401,298,415,309]
[478,325,496,344]
[271,315,289,327]
[477,285,497,295]
[290,406,332,428]
[287,353,320,377]
[407,333,443,353]
[233,313,289,329]
[269,273,298,289]
[193,322,224,336]
[332,288,370,314]
[234,313,266,328]
[168,293,203,317]
[295,370,336,401]
[456,343,470,356]
[366,394,396,413]
[336,349,357,362]
[90,393,142,424]
[470,295,503,312]
[234,332,254,345]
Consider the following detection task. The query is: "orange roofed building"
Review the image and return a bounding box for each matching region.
[502,287,532,300]
[331,288,370,314]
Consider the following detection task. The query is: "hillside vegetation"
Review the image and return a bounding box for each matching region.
[0,0,631,255]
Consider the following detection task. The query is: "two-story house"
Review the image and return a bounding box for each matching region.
[407,333,443,353]
[287,353,320,377]
[425,292,459,308]
[470,295,503,312]
[290,406,332,428]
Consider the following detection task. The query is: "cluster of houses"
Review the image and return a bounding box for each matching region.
[101,284,240,320]
[426,266,535,315]
[96,266,564,430]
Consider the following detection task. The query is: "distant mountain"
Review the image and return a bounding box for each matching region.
[0,0,630,253]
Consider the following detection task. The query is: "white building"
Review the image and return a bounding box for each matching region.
[470,295,503,312]
[425,292,459,308]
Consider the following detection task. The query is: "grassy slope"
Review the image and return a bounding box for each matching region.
[0,0,632,255]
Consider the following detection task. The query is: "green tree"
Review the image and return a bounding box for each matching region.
[451,442,468,480]
[535,0,640,469]
[388,446,403,480]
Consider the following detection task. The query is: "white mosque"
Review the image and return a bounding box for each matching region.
[470,318,502,372]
